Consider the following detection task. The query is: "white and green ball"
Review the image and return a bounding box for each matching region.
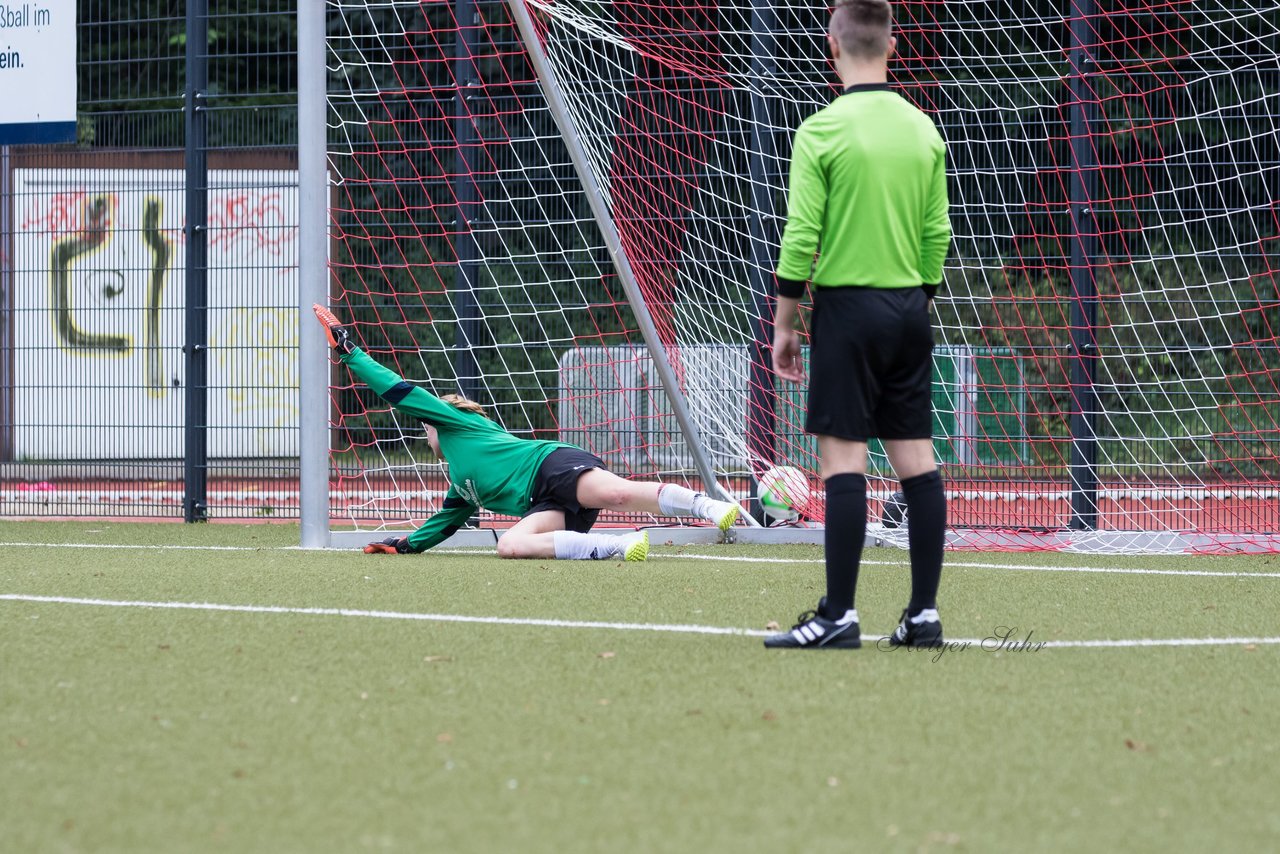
[756,465,810,522]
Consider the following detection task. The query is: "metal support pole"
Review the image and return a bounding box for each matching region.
[298,0,330,547]
[454,0,482,400]
[183,0,209,523]
[1068,0,1099,529]
[507,0,752,518]
[746,0,779,522]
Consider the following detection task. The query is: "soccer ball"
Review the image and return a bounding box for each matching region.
[880,490,908,528]
[756,465,810,522]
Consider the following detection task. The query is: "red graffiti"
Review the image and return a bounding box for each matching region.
[18,186,296,255]
[208,192,293,256]
[20,192,117,236]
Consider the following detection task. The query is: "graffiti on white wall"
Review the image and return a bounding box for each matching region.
[13,169,301,460]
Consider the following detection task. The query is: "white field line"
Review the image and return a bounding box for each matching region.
[0,593,757,637]
[1,593,1278,650]
[0,541,275,552]
[1,540,1279,578]
[651,552,1280,578]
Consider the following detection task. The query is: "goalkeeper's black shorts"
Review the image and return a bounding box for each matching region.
[525,447,607,532]
[804,285,935,443]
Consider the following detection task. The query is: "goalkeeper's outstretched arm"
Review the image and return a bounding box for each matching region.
[365,491,475,555]
[313,305,485,555]
[312,304,478,430]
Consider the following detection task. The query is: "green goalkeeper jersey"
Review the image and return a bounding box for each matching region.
[341,348,577,553]
[776,83,951,289]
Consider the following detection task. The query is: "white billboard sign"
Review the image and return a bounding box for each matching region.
[0,3,76,143]
[13,169,301,460]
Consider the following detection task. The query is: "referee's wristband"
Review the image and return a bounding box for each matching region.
[775,276,807,300]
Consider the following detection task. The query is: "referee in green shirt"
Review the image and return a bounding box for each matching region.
[764,0,951,649]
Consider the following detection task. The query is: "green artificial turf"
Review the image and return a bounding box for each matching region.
[1,521,1277,853]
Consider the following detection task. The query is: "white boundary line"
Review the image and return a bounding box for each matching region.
[0,593,757,637]
[1,593,1277,650]
[1,540,1279,579]
[662,552,1280,579]
[0,541,273,552]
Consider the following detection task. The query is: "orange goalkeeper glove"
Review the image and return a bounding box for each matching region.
[312,303,355,355]
[364,536,408,555]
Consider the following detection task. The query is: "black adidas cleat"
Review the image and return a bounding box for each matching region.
[887,608,943,648]
[764,599,861,649]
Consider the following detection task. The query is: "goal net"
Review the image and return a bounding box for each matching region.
[323,0,1280,552]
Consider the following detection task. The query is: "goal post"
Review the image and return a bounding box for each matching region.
[506,0,746,514]
[297,0,330,549]
[307,0,770,550]
[307,0,1280,554]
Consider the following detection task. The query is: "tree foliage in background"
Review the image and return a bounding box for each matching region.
[78,0,297,148]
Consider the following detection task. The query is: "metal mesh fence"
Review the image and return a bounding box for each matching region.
[1,1,300,519]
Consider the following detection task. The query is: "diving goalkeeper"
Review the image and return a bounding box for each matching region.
[314,305,739,561]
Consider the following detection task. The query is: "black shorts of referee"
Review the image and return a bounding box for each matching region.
[524,447,607,532]
[805,285,934,442]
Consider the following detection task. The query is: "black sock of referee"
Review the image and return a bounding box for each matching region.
[901,470,946,616]
[822,473,867,619]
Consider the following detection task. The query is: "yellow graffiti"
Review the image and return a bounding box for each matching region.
[49,194,130,353]
[141,196,171,397]
[218,307,300,425]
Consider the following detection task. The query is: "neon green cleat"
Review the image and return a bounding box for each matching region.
[617,531,649,562]
[711,501,740,534]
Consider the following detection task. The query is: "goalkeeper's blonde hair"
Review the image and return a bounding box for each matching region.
[439,393,488,419]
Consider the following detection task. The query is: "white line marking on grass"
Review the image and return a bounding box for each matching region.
[2,541,1278,579]
[2,593,1278,649]
[0,541,290,552]
[942,561,1280,579]
[1038,637,1280,648]
[0,593,760,637]
[659,552,1280,578]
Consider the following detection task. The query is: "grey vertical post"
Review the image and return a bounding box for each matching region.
[454,0,482,399]
[746,0,778,521]
[298,0,330,547]
[183,0,209,523]
[506,0,753,518]
[1068,0,1099,529]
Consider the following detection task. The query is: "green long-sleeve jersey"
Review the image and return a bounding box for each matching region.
[341,348,577,553]
[776,83,951,291]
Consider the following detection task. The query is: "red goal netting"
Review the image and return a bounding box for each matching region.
[324,0,1279,552]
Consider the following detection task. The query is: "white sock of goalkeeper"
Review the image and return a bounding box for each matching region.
[657,484,716,519]
[553,530,631,560]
